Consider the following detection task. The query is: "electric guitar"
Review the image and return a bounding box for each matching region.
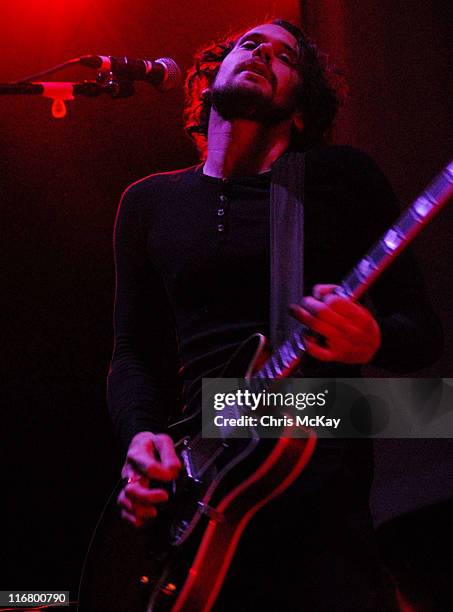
[78,161,453,612]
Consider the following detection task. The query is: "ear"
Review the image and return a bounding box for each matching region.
[201,88,212,102]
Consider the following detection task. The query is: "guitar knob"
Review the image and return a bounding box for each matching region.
[160,582,177,597]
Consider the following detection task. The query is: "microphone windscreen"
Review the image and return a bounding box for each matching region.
[154,58,182,91]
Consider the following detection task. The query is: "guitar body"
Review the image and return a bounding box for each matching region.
[78,334,316,612]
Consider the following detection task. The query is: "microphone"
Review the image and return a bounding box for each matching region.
[79,55,181,91]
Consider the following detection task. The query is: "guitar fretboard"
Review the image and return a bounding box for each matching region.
[250,160,453,390]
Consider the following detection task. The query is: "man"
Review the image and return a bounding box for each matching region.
[107,19,441,610]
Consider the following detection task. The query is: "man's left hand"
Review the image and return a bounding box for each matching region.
[289,284,381,364]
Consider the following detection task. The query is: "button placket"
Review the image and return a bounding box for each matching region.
[217,192,228,238]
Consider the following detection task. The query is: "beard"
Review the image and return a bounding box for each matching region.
[210,79,297,126]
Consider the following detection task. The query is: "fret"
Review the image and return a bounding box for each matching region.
[413,195,434,219]
[342,268,363,293]
[394,208,422,234]
[369,241,391,265]
[266,359,278,379]
[276,346,286,370]
[289,335,303,359]
[339,280,353,298]
[357,256,378,279]
[382,228,404,251]
[279,345,292,369]
[427,172,453,201]
[267,362,276,378]
[294,330,306,351]
[286,342,296,361]
[272,358,282,376]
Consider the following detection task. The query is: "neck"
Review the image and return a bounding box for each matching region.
[203,109,292,178]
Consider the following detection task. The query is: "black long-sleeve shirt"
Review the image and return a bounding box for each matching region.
[107,145,442,450]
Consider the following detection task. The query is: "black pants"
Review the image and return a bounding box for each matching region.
[215,440,399,611]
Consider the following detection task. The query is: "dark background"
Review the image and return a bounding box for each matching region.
[1,0,451,604]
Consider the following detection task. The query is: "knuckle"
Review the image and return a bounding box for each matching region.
[326,295,341,309]
[124,488,136,503]
[126,449,136,461]
[123,498,134,512]
[155,433,171,445]
[126,449,142,466]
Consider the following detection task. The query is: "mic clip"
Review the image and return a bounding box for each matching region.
[96,70,136,98]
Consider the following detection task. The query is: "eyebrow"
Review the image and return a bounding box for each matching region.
[236,32,299,60]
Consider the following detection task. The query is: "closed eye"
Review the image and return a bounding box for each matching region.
[279,53,293,65]
[241,40,257,49]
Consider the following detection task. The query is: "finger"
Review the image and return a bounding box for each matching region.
[289,304,343,341]
[312,284,340,299]
[120,509,145,528]
[119,490,159,520]
[304,339,338,362]
[121,463,145,483]
[127,448,176,481]
[153,434,181,478]
[322,295,371,326]
[125,483,169,507]
[305,338,376,364]
[118,488,140,512]
[122,496,158,519]
[297,298,359,336]
[120,507,157,527]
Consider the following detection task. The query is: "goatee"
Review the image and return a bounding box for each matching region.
[210,82,296,125]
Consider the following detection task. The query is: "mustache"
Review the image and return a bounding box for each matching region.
[238,59,276,87]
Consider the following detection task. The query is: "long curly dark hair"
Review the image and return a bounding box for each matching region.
[184,19,347,160]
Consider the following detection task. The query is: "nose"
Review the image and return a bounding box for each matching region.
[252,41,273,63]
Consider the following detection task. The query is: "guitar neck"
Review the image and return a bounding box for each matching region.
[339,161,453,301]
[251,161,453,389]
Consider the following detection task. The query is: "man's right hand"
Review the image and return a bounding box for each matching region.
[117,431,181,528]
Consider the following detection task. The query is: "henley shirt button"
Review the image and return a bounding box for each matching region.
[217,224,224,232]
[217,208,224,216]
[219,194,228,203]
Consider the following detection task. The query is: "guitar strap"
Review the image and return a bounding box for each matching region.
[270,151,305,350]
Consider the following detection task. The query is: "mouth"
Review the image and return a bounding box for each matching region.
[240,61,271,83]
[242,70,268,81]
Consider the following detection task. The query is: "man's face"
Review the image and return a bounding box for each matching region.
[211,23,302,125]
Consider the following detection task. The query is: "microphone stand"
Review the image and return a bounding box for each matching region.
[0,73,136,118]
